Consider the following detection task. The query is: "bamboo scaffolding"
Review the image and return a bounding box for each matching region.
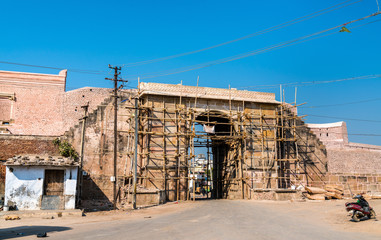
[113,93,311,204]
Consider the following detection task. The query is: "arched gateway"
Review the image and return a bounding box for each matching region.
[66,82,327,208]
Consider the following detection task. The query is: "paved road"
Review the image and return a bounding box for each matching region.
[1,200,380,240]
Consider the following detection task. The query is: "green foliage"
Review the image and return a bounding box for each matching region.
[53,138,79,159]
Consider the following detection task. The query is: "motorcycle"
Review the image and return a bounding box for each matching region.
[345,195,376,222]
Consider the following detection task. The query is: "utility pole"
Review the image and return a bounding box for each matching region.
[78,102,89,207]
[106,65,127,210]
[133,97,139,209]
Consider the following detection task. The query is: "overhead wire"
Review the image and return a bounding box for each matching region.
[122,0,363,67]
[240,74,381,90]
[127,11,380,80]
[0,61,108,75]
[306,114,381,123]
[300,97,381,108]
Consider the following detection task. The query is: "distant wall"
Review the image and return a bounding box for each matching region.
[0,70,67,135]
[0,70,112,136]
[63,87,111,133]
[307,122,348,148]
[328,149,381,174]
[307,121,381,174]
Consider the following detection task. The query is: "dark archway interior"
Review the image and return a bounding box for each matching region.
[195,111,231,199]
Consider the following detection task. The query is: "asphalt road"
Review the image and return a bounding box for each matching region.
[1,200,380,240]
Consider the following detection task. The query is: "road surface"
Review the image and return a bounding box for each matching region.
[1,200,380,240]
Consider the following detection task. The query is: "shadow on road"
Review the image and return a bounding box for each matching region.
[0,226,71,239]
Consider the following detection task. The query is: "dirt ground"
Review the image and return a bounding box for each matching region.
[246,199,381,235]
[0,200,196,229]
[1,199,380,239]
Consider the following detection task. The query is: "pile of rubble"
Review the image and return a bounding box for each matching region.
[304,185,344,200]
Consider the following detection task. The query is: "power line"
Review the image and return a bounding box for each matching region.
[300,97,381,108]
[127,11,381,80]
[0,60,107,75]
[240,74,381,90]
[306,114,381,123]
[122,0,363,67]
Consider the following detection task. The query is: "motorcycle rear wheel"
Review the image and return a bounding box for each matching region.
[352,212,361,222]
[369,209,376,219]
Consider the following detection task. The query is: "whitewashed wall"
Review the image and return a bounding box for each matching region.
[4,166,78,210]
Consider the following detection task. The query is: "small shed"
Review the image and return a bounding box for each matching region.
[4,155,79,210]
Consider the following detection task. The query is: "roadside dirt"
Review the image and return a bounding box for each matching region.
[1,200,198,229]
[248,199,381,236]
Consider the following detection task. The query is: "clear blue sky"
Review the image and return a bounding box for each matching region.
[1,0,380,145]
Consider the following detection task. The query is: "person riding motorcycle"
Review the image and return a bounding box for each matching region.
[354,194,369,212]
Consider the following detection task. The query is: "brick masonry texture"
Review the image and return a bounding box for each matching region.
[2,69,381,204]
[307,121,381,174]
[0,70,111,136]
[0,135,60,197]
[0,135,59,161]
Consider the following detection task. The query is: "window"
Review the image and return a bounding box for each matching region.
[0,93,15,122]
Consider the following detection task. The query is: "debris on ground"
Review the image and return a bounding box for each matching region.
[305,187,326,200]
[303,185,344,200]
[324,185,344,199]
[37,232,47,238]
[4,215,20,220]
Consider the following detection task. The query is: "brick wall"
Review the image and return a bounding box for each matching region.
[0,135,59,161]
[63,87,112,133]
[0,70,112,136]
[0,70,67,136]
[64,90,136,204]
[0,134,59,196]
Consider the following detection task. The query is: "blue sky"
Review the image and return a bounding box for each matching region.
[1,0,380,145]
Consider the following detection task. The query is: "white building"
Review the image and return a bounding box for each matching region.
[4,155,78,210]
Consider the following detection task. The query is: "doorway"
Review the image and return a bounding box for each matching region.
[41,169,65,210]
[191,111,235,200]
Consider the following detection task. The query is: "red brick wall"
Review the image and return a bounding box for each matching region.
[0,135,59,161]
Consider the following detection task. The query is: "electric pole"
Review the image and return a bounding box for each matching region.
[106,65,127,210]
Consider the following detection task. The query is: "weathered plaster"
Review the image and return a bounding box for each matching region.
[4,166,77,210]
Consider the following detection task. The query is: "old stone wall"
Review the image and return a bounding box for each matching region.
[306,121,381,195]
[328,149,381,174]
[307,122,348,148]
[325,173,381,196]
[64,85,333,205]
[63,87,112,133]
[64,90,136,208]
